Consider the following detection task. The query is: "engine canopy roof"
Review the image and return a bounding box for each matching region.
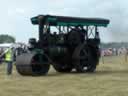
[31,15,110,27]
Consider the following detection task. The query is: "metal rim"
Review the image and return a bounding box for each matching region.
[73,44,97,72]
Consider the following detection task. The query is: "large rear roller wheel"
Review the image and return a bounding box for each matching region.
[16,53,50,76]
[73,44,98,73]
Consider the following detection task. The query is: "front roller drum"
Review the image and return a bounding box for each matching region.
[16,53,50,76]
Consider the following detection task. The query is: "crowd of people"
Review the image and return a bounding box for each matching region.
[101,47,128,56]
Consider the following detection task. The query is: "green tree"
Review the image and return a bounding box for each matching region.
[0,34,15,43]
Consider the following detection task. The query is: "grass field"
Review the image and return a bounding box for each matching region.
[0,55,128,96]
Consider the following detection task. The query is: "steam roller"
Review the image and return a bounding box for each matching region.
[16,14,110,76]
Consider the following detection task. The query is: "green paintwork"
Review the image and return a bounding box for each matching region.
[32,49,44,54]
[31,15,109,27]
[57,22,107,27]
[47,17,57,22]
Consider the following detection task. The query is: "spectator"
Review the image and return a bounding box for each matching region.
[5,48,14,75]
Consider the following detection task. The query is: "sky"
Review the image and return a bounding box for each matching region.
[1,0,128,43]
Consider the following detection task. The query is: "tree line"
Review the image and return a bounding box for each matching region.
[101,42,128,49]
[0,34,15,43]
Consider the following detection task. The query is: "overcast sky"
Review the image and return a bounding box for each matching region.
[0,0,128,43]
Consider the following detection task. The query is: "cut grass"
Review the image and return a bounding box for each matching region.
[0,55,128,96]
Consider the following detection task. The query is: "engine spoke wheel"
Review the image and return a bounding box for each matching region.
[53,54,73,73]
[53,64,73,73]
[73,44,97,73]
